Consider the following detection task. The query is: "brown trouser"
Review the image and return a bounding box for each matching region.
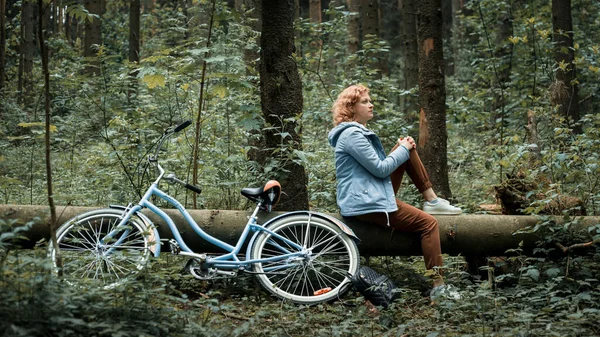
[354,145,443,270]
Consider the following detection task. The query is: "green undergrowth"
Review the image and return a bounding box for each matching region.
[1,223,599,336]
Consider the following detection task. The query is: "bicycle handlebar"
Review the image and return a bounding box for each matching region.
[184,183,202,194]
[174,120,192,132]
[152,120,192,162]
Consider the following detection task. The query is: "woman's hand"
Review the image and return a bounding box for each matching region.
[398,136,415,150]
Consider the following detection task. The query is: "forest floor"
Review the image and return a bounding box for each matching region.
[158,255,600,337]
[1,251,599,337]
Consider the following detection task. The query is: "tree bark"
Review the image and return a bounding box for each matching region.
[416,0,451,199]
[347,0,360,53]
[0,0,5,98]
[399,0,419,125]
[309,0,321,22]
[441,0,453,76]
[360,0,378,37]
[526,110,541,168]
[551,0,581,134]
[128,0,140,100]
[38,0,62,272]
[0,0,5,117]
[20,0,35,107]
[5,204,599,257]
[400,0,418,90]
[259,0,308,211]
[192,0,217,209]
[83,0,102,75]
[360,0,385,76]
[490,2,514,132]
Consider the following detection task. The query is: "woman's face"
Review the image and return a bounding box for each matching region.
[353,93,374,125]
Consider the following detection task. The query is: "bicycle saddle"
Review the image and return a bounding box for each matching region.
[241,180,281,212]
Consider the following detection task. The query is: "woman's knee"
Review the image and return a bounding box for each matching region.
[422,214,438,232]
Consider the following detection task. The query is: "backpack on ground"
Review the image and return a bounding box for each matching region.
[350,266,397,308]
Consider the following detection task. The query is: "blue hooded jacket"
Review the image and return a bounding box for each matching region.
[327,122,410,216]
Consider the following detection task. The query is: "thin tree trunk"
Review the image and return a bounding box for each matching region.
[259,0,308,211]
[192,0,217,209]
[38,0,62,273]
[526,110,541,168]
[236,0,264,167]
[417,0,451,199]
[65,8,71,43]
[57,0,63,34]
[128,0,140,100]
[0,0,6,116]
[551,0,581,134]
[490,5,513,129]
[21,0,35,108]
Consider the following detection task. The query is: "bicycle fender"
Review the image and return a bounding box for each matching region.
[262,211,361,243]
[109,205,161,257]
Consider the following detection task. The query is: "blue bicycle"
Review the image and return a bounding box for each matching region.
[49,121,360,304]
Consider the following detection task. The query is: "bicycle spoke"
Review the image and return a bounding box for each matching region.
[251,215,358,303]
[52,211,153,287]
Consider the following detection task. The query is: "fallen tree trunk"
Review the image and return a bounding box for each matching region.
[1,204,598,256]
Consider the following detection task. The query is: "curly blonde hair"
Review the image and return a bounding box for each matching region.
[331,84,369,126]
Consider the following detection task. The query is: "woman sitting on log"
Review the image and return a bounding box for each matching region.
[327,84,461,300]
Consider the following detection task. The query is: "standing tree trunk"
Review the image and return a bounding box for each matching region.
[401,0,418,88]
[490,4,514,130]
[236,0,264,171]
[0,0,6,116]
[347,0,360,53]
[360,0,378,37]
[128,0,140,100]
[416,0,451,199]
[400,0,419,123]
[38,0,62,272]
[360,0,385,76]
[19,0,35,107]
[551,0,581,134]
[83,0,102,75]
[309,0,321,22]
[441,0,453,76]
[192,0,217,209]
[259,0,309,211]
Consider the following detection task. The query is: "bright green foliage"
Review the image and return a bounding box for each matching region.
[2,0,598,215]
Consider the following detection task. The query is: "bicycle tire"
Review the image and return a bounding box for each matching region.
[250,214,359,304]
[49,208,157,287]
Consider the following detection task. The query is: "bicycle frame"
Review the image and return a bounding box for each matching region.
[107,163,307,273]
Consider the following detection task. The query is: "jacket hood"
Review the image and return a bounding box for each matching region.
[328,122,371,147]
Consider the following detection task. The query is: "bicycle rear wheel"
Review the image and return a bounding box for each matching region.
[49,209,157,287]
[250,214,359,304]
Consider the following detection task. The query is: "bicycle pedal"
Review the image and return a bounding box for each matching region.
[169,239,181,254]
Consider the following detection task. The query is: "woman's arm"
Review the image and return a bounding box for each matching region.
[342,130,410,178]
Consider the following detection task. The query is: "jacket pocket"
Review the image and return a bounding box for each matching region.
[350,181,383,209]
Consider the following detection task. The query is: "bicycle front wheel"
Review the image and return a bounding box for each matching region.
[251,214,359,304]
[49,209,157,287]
